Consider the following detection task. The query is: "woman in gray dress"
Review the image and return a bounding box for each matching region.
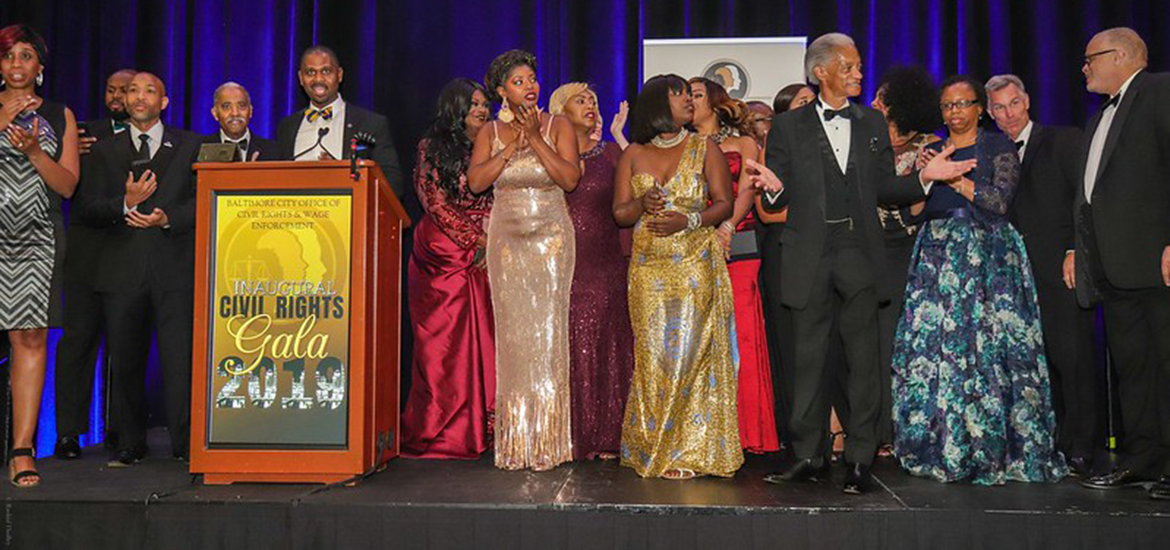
[0,24,80,487]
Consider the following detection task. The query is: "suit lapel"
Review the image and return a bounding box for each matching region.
[341,107,357,160]
[150,128,180,181]
[1021,124,1043,175]
[799,106,827,212]
[1096,70,1146,184]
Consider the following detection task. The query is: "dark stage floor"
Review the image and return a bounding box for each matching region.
[3,430,1168,549]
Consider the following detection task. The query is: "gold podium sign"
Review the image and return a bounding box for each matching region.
[206,192,353,448]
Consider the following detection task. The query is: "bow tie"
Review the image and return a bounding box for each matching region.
[226,138,249,151]
[822,106,853,122]
[306,106,334,123]
[1015,140,1025,151]
[1101,95,1120,111]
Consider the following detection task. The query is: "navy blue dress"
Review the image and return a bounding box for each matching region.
[891,130,1067,485]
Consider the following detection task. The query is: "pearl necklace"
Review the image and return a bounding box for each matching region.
[651,129,689,149]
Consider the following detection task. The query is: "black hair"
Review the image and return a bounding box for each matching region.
[300,44,341,68]
[939,74,987,110]
[876,65,942,135]
[630,74,689,145]
[421,78,487,200]
[0,24,48,67]
[772,83,810,113]
[483,49,537,104]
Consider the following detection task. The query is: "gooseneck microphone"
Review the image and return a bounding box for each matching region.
[293,126,330,160]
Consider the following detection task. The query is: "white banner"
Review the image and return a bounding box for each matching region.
[643,37,807,103]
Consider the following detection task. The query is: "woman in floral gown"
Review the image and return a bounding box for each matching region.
[891,75,1066,485]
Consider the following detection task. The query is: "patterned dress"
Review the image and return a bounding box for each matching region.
[621,135,743,477]
[487,119,575,470]
[565,140,635,460]
[892,131,1067,485]
[0,108,60,330]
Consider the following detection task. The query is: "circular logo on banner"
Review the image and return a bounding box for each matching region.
[703,59,751,100]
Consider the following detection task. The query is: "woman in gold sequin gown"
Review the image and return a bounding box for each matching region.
[612,75,742,479]
[468,50,581,471]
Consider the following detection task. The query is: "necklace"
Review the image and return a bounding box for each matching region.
[651,128,689,149]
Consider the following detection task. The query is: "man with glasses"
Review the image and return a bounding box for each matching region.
[1074,27,1170,501]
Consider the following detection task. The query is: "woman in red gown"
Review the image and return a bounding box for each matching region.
[401,78,496,458]
[690,77,779,454]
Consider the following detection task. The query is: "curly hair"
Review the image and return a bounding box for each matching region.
[688,77,752,137]
[421,78,487,200]
[483,49,537,104]
[876,66,941,135]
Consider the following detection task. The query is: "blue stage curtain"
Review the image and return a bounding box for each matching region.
[3,0,1168,456]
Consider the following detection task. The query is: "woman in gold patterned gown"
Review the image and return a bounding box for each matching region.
[468,50,581,471]
[612,74,741,479]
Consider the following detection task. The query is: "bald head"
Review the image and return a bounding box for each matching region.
[1084,28,1148,96]
[125,72,169,129]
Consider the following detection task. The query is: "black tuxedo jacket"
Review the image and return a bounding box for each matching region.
[762,102,927,309]
[202,132,279,161]
[78,126,202,293]
[1009,124,1083,289]
[275,103,404,196]
[80,118,122,142]
[1075,70,1170,306]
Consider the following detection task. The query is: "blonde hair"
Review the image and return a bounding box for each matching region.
[549,82,592,115]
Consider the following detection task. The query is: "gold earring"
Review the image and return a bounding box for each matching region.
[497,101,514,124]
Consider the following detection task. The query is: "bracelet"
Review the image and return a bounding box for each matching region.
[686,212,702,231]
[719,220,735,233]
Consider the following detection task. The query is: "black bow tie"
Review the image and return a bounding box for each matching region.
[823,106,853,122]
[1101,95,1120,111]
[226,138,249,151]
[1015,140,1025,151]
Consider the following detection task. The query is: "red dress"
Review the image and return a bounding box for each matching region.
[401,140,496,458]
[724,151,780,453]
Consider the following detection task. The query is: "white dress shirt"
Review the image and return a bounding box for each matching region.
[294,95,346,161]
[1084,70,1141,204]
[129,121,165,160]
[815,97,852,173]
[1014,120,1034,162]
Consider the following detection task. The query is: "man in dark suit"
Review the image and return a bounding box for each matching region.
[79,72,201,467]
[753,33,974,494]
[79,69,137,150]
[987,74,1102,478]
[53,67,138,459]
[205,81,277,161]
[276,45,403,196]
[1074,28,1170,500]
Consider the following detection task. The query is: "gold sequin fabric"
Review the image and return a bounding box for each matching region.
[486,122,575,470]
[620,136,744,478]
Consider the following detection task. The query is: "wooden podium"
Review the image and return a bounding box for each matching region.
[189,160,410,484]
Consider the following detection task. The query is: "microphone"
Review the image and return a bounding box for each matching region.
[293,126,330,160]
[350,132,376,181]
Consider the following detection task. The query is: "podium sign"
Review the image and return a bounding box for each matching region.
[190,161,408,484]
[208,192,353,448]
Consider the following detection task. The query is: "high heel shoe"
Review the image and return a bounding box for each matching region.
[8,448,40,488]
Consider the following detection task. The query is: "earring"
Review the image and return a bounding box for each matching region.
[0,76,5,87]
[36,72,43,86]
[497,101,514,124]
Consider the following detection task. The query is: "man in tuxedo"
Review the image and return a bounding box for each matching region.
[755,33,973,494]
[1073,28,1170,500]
[205,82,277,161]
[53,67,138,459]
[79,69,137,151]
[276,45,403,196]
[987,74,1102,477]
[79,72,201,467]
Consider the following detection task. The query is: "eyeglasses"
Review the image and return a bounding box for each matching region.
[940,99,978,112]
[1083,49,1117,66]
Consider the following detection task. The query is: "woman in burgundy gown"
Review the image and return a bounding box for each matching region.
[550,83,635,460]
[401,78,496,458]
[690,77,779,454]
